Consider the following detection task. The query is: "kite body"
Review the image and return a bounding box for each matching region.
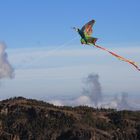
[73,20,98,45]
[73,20,140,71]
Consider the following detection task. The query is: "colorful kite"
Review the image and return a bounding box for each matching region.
[73,20,140,71]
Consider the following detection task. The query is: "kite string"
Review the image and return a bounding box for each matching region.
[46,36,79,56]
[22,36,79,67]
[94,44,140,71]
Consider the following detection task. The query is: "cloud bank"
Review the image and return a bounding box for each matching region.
[49,73,140,110]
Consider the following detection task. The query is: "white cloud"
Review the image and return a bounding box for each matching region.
[49,100,63,106]
[0,42,14,79]
[74,95,91,106]
[8,45,140,70]
[48,95,92,107]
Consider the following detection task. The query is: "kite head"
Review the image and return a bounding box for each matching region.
[72,27,80,32]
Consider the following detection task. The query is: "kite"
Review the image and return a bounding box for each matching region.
[73,20,140,71]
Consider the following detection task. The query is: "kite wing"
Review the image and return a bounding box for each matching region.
[81,20,95,36]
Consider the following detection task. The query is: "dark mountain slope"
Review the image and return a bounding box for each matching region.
[0,97,140,140]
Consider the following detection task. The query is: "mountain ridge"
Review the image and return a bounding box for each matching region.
[0,96,140,140]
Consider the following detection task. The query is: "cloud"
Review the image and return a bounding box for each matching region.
[8,46,105,69]
[8,45,140,76]
[48,74,102,107]
[48,92,140,110]
[82,73,102,107]
[49,100,63,106]
[47,73,140,110]
[48,95,92,107]
[0,42,14,79]
[74,95,91,105]
[48,73,103,107]
[102,93,140,110]
[117,92,136,110]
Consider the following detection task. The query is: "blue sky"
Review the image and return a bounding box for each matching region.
[0,0,140,48]
[0,0,140,107]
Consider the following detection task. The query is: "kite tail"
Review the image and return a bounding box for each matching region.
[94,45,140,71]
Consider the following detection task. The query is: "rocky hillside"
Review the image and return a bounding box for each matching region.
[0,97,140,140]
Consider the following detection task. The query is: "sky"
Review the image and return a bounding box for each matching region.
[0,0,140,108]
